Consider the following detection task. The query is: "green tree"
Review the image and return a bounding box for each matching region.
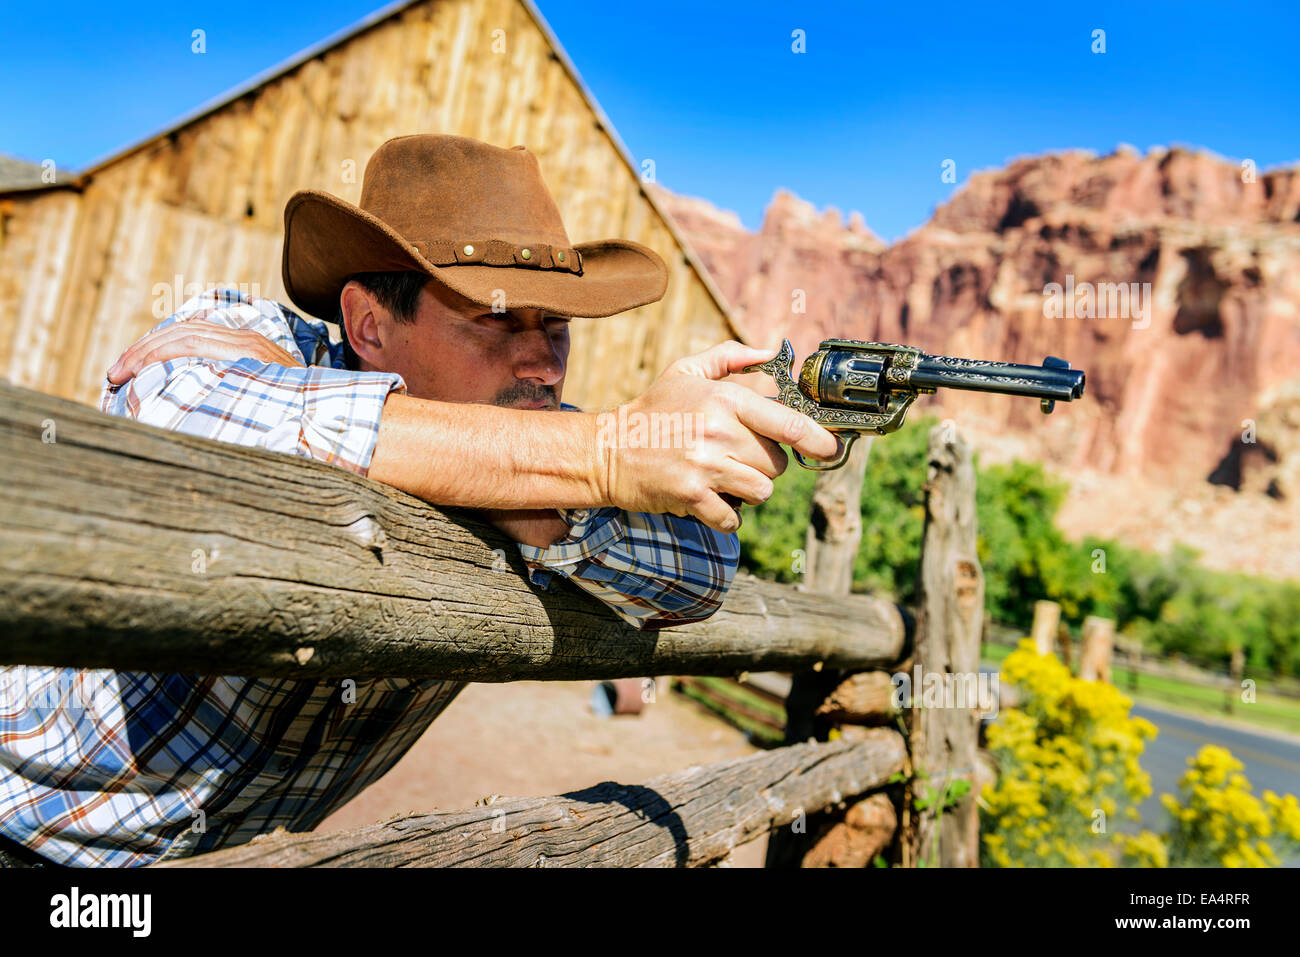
[738,416,935,595]
[735,418,1300,677]
[854,417,933,599]
[736,460,816,583]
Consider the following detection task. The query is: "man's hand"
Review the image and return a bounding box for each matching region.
[598,340,840,533]
[106,318,305,383]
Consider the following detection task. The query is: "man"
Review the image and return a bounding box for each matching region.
[0,134,838,868]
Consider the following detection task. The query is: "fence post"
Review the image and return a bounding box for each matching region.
[1079,616,1116,682]
[907,424,984,868]
[1226,647,1244,714]
[765,435,877,867]
[790,434,875,744]
[1031,600,1060,657]
[798,437,874,595]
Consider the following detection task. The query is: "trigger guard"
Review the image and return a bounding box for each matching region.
[794,433,855,471]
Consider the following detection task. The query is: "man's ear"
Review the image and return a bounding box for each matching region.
[340,282,383,367]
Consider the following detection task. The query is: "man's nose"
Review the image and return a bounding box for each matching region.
[513,328,565,384]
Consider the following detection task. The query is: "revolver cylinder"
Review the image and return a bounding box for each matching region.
[799,349,892,411]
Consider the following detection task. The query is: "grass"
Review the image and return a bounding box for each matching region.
[694,676,786,722]
[981,642,1300,738]
[673,676,787,747]
[677,644,1300,743]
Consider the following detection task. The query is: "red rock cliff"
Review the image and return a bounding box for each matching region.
[649,147,1300,578]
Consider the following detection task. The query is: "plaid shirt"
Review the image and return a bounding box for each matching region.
[0,287,738,867]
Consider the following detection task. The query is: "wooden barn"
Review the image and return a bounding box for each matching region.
[0,0,737,410]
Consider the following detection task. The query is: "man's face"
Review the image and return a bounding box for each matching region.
[344,278,571,409]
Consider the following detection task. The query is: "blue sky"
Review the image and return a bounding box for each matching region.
[3,0,1296,241]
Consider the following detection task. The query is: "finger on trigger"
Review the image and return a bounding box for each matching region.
[733,389,839,461]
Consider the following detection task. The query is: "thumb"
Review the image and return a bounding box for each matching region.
[668,339,781,381]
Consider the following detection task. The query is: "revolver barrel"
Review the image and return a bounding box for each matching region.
[908,355,1085,402]
[808,343,1084,411]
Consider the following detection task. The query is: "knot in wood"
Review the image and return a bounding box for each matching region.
[346,514,387,556]
[955,560,981,610]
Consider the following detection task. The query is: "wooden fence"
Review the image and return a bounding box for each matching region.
[0,380,989,867]
[985,606,1300,710]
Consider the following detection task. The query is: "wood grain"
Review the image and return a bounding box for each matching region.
[907,424,984,868]
[158,728,907,867]
[0,382,908,680]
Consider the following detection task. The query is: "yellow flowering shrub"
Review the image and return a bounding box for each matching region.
[982,640,1300,868]
[1152,745,1300,867]
[1119,829,1169,868]
[980,639,1156,867]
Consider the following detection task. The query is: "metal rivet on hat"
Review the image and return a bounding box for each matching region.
[463,244,474,256]
[520,248,532,260]
[557,250,566,262]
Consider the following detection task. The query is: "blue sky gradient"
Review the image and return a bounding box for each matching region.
[3,0,1296,241]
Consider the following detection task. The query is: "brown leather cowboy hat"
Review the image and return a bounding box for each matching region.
[282,133,669,320]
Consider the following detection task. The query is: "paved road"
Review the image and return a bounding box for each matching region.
[1130,703,1300,855]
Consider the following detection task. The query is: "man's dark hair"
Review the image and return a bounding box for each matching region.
[332,271,429,370]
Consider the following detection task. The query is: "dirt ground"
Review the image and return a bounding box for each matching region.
[317,677,771,867]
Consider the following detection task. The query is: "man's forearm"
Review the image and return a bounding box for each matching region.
[367,393,609,510]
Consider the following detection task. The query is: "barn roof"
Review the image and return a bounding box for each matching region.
[0,154,78,192]
[4,0,733,318]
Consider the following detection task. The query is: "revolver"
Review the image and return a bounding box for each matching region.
[741,338,1085,470]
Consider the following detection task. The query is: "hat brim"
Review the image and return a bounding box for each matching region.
[282,189,669,321]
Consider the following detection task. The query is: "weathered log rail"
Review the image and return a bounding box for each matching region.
[0,381,905,679]
[160,730,906,868]
[0,383,993,868]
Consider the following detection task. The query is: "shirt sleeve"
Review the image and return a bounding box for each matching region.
[100,287,406,477]
[101,292,740,628]
[517,507,740,631]
[515,403,741,630]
